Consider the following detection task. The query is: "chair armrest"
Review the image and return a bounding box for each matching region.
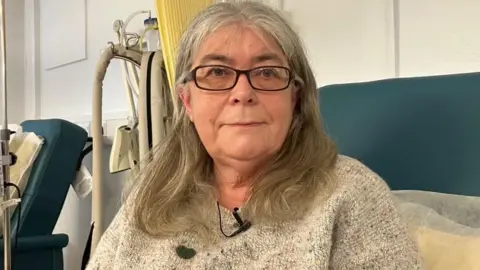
[0,233,69,252]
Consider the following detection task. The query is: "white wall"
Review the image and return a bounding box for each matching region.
[31,0,480,118]
[38,0,156,119]
[16,0,480,269]
[398,0,480,77]
[284,0,396,86]
[284,0,480,85]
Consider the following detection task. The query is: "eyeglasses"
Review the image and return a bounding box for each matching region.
[184,65,294,91]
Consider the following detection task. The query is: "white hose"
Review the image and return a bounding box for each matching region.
[117,10,151,126]
[92,44,142,254]
[120,10,149,97]
[121,60,138,124]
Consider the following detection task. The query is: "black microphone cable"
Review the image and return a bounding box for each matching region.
[217,201,252,238]
[4,182,21,250]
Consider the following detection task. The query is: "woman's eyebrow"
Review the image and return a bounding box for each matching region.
[252,53,283,64]
[197,52,284,66]
[199,54,233,65]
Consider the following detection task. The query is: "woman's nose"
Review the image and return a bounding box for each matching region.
[229,74,257,105]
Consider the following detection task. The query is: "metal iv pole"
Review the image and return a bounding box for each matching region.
[0,0,13,269]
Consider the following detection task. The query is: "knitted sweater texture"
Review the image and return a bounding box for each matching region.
[87,155,424,269]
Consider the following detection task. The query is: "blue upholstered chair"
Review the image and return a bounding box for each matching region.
[319,72,480,197]
[0,119,88,269]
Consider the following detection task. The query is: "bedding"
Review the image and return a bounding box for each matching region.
[0,131,44,235]
[393,190,480,270]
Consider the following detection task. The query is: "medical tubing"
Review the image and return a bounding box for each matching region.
[116,31,137,121]
[126,58,141,97]
[0,0,13,268]
[150,52,173,144]
[91,44,141,255]
[121,60,138,122]
[120,10,150,47]
[120,11,148,97]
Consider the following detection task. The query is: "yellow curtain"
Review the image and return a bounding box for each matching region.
[156,0,215,96]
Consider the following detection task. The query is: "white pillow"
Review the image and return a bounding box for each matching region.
[0,132,44,235]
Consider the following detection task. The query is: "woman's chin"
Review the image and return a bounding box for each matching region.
[213,135,279,163]
[221,144,271,162]
[224,151,262,162]
[217,148,271,176]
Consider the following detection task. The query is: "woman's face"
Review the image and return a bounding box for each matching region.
[181,25,297,166]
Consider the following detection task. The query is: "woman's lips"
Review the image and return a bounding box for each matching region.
[226,122,264,127]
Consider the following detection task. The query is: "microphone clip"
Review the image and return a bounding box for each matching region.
[217,202,252,238]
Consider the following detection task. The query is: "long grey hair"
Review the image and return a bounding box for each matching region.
[127,1,338,241]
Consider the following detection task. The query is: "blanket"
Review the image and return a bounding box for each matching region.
[393,190,480,270]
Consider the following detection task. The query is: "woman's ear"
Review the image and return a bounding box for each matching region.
[178,86,193,121]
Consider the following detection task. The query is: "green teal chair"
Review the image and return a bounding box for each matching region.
[319,72,480,197]
[0,119,89,269]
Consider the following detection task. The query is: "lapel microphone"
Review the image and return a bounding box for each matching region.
[217,202,252,237]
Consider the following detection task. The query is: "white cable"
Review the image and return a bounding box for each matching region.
[120,10,148,97]
[121,61,138,122]
[115,30,137,125]
[116,10,151,126]
[126,61,140,97]
[121,10,151,46]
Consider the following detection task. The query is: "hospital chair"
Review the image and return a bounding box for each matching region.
[0,119,89,270]
[319,71,480,197]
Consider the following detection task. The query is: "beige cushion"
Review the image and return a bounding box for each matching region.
[413,226,480,270]
[0,132,43,236]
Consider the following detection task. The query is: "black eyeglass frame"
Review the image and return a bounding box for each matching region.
[184,65,296,91]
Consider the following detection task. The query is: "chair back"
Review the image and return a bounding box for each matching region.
[320,72,480,196]
[12,119,88,237]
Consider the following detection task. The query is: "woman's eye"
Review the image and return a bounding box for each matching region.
[259,68,276,77]
[211,68,227,76]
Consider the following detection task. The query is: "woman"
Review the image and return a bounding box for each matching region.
[87,2,423,269]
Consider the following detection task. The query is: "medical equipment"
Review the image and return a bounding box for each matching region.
[0,8,90,270]
[141,18,160,52]
[115,10,147,100]
[89,1,216,255]
[0,0,19,268]
[109,11,163,174]
[109,11,162,174]
[109,125,139,174]
[109,11,146,174]
[6,119,89,270]
[92,44,172,256]
[138,50,172,161]
[1,132,43,228]
[92,43,143,254]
